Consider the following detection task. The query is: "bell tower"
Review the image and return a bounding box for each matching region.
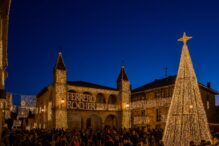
[117,65,131,129]
[53,52,68,129]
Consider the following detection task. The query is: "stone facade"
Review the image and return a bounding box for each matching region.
[117,67,131,129]
[0,0,11,142]
[0,0,10,87]
[36,53,218,130]
[36,53,131,129]
[131,76,217,129]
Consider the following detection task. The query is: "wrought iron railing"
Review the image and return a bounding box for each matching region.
[96,103,121,111]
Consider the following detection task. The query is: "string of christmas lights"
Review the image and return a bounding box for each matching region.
[162,33,211,146]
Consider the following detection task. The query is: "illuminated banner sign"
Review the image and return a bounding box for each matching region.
[67,93,96,110]
[21,95,36,107]
[131,98,171,109]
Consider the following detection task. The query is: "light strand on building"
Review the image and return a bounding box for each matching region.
[131,98,171,109]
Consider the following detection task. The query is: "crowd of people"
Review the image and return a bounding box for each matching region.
[2,127,163,146]
[1,126,219,146]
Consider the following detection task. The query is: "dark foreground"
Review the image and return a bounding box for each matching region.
[1,127,219,146]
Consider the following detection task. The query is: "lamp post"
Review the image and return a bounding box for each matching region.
[41,107,45,129]
[41,108,45,112]
[1,101,5,128]
[125,103,129,109]
[125,103,131,128]
[0,102,3,128]
[61,98,65,109]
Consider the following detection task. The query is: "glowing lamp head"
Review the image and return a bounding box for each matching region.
[61,99,65,104]
[189,105,193,109]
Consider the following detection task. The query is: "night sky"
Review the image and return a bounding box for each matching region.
[6,0,219,104]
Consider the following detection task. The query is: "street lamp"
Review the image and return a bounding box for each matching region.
[125,103,130,109]
[61,98,65,108]
[1,101,5,127]
[41,108,45,112]
[41,107,45,129]
[61,98,65,104]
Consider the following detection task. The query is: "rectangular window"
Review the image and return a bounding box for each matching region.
[156,109,161,122]
[206,96,210,110]
[141,110,145,116]
[207,101,210,109]
[156,92,160,98]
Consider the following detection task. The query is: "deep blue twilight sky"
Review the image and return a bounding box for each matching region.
[6,0,219,104]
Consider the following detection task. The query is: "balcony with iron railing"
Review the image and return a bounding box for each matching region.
[96,103,121,111]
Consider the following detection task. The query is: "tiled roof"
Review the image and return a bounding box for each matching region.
[37,81,117,98]
[132,75,218,94]
[133,76,176,92]
[36,87,48,98]
[67,81,117,91]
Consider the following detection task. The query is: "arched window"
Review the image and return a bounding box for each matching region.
[105,115,118,128]
[68,90,76,93]
[83,92,95,102]
[108,94,117,104]
[96,93,106,103]
[83,92,91,95]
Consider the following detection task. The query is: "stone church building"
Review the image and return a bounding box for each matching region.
[36,52,131,129]
[36,52,218,130]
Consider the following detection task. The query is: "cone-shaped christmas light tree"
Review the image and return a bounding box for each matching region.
[162,33,211,146]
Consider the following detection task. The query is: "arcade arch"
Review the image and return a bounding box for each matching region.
[108,94,117,104]
[86,114,102,130]
[104,114,118,128]
[96,93,106,103]
[67,113,82,129]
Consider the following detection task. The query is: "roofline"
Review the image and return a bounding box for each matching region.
[132,84,174,95]
[36,81,118,98]
[36,86,50,98]
[67,81,118,91]
[132,82,219,95]
[199,83,219,95]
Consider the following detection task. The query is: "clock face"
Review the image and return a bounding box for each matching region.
[21,100,26,106]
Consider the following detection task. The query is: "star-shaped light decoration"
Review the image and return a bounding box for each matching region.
[178,32,192,45]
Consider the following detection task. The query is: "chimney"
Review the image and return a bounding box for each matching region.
[207,82,211,88]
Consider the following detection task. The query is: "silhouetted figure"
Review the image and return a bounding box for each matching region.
[190,141,196,146]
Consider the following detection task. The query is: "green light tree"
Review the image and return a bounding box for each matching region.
[162,33,211,146]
